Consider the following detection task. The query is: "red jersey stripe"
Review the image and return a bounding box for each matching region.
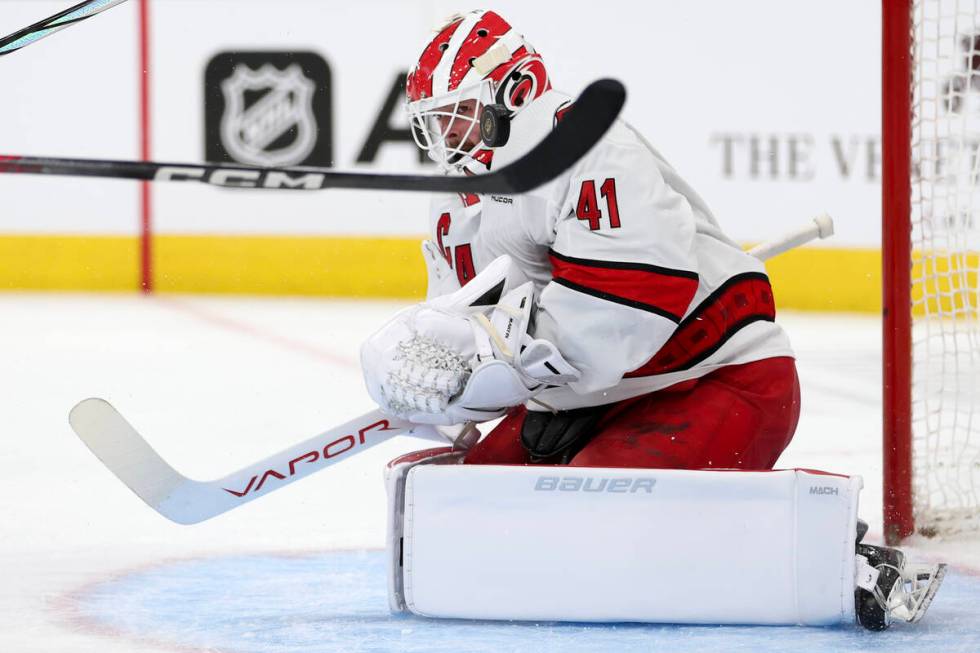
[549,250,698,323]
[625,272,776,377]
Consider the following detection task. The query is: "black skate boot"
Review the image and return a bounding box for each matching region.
[855,543,905,631]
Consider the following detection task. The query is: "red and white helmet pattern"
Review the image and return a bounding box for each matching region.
[405,10,551,174]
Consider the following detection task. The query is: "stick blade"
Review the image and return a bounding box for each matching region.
[69,397,189,519]
[67,400,435,525]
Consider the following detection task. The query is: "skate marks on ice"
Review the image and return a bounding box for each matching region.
[59,550,980,653]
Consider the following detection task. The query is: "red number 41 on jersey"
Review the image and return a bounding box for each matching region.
[576,178,621,231]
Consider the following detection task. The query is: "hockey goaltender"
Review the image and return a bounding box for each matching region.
[360,9,946,630]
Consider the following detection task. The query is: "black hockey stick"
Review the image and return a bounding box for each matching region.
[0,0,129,57]
[0,79,625,194]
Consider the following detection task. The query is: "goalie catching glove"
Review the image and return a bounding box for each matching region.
[360,255,580,425]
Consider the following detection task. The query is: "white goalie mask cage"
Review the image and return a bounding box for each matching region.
[406,80,497,174]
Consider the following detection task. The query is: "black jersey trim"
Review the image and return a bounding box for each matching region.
[549,248,699,280]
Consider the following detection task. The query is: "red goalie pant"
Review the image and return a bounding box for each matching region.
[464,356,801,469]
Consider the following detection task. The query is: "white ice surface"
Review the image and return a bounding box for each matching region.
[0,294,977,652]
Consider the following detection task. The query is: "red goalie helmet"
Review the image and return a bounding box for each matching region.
[405,10,551,174]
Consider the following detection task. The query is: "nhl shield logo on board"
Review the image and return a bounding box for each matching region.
[205,52,334,168]
[220,63,316,166]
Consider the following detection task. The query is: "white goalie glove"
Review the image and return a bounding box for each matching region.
[361,255,581,425]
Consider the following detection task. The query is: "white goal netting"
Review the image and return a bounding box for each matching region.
[910,0,980,536]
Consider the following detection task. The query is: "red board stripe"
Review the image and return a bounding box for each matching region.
[625,272,775,377]
[139,0,152,293]
[549,250,698,323]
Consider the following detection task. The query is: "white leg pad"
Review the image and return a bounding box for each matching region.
[388,465,863,625]
[385,446,466,613]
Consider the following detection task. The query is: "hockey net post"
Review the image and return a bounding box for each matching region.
[883,0,915,545]
[883,0,980,543]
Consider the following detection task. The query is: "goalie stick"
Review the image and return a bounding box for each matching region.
[0,0,129,57]
[0,79,625,195]
[68,215,835,525]
[747,213,834,261]
[68,398,446,525]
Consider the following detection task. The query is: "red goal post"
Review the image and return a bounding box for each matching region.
[882,0,980,544]
[882,0,913,546]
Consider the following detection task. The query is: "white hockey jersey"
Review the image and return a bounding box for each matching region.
[427,90,794,411]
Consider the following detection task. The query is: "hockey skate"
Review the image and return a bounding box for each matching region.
[854,522,947,630]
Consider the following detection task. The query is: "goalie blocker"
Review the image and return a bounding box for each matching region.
[385,450,945,628]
